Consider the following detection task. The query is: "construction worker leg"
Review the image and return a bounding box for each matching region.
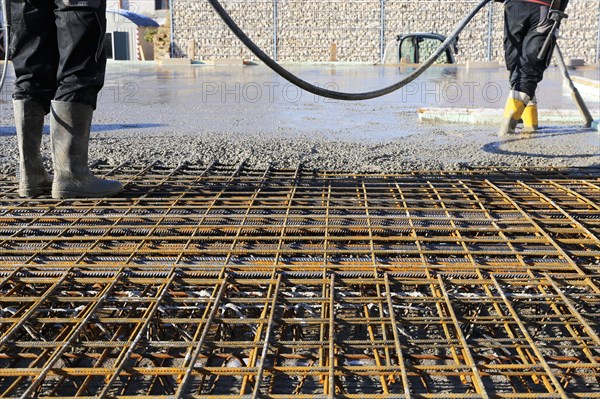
[500,0,530,136]
[514,4,552,134]
[503,0,528,93]
[499,90,530,136]
[51,0,122,199]
[10,0,57,196]
[522,96,539,133]
[54,0,107,109]
[10,0,59,109]
[518,3,552,100]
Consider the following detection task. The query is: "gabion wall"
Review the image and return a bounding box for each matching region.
[172,0,600,64]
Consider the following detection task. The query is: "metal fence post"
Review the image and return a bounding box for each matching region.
[597,0,600,64]
[380,0,385,62]
[487,1,494,61]
[169,0,175,58]
[273,0,278,61]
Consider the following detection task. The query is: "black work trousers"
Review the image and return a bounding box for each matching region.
[10,0,107,111]
[504,0,553,99]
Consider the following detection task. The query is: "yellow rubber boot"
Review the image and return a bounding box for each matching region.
[498,90,530,136]
[521,97,538,133]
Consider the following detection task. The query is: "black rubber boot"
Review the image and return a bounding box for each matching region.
[14,100,52,197]
[50,101,123,199]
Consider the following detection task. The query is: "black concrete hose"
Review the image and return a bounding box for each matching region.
[0,0,9,94]
[208,0,494,101]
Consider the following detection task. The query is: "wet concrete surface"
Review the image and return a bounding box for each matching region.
[0,63,598,173]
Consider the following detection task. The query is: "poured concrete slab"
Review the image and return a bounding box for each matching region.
[418,107,595,125]
[1,63,598,173]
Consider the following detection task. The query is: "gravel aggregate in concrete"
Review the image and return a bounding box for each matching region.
[1,63,598,174]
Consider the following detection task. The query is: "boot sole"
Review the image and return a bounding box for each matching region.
[19,188,51,198]
[498,120,520,137]
[52,187,124,199]
[19,185,52,198]
[521,127,538,134]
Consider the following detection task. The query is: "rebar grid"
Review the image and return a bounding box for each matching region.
[0,269,599,398]
[0,162,599,397]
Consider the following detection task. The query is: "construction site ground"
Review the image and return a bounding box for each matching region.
[0,63,599,398]
[0,63,598,173]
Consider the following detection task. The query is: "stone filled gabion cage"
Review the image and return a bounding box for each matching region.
[171,0,600,64]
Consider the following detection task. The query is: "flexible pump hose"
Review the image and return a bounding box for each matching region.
[0,0,8,94]
[208,0,493,101]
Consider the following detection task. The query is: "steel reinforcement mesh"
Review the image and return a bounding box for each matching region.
[0,161,598,398]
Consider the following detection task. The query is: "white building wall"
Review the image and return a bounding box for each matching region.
[107,0,159,14]
[106,12,141,61]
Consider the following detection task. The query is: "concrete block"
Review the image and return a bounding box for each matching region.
[418,108,500,124]
[418,108,589,125]
[211,58,246,66]
[592,120,600,132]
[157,58,192,66]
[466,61,500,69]
[567,58,585,68]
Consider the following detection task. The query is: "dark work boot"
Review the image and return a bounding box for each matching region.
[14,100,52,197]
[50,101,123,199]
